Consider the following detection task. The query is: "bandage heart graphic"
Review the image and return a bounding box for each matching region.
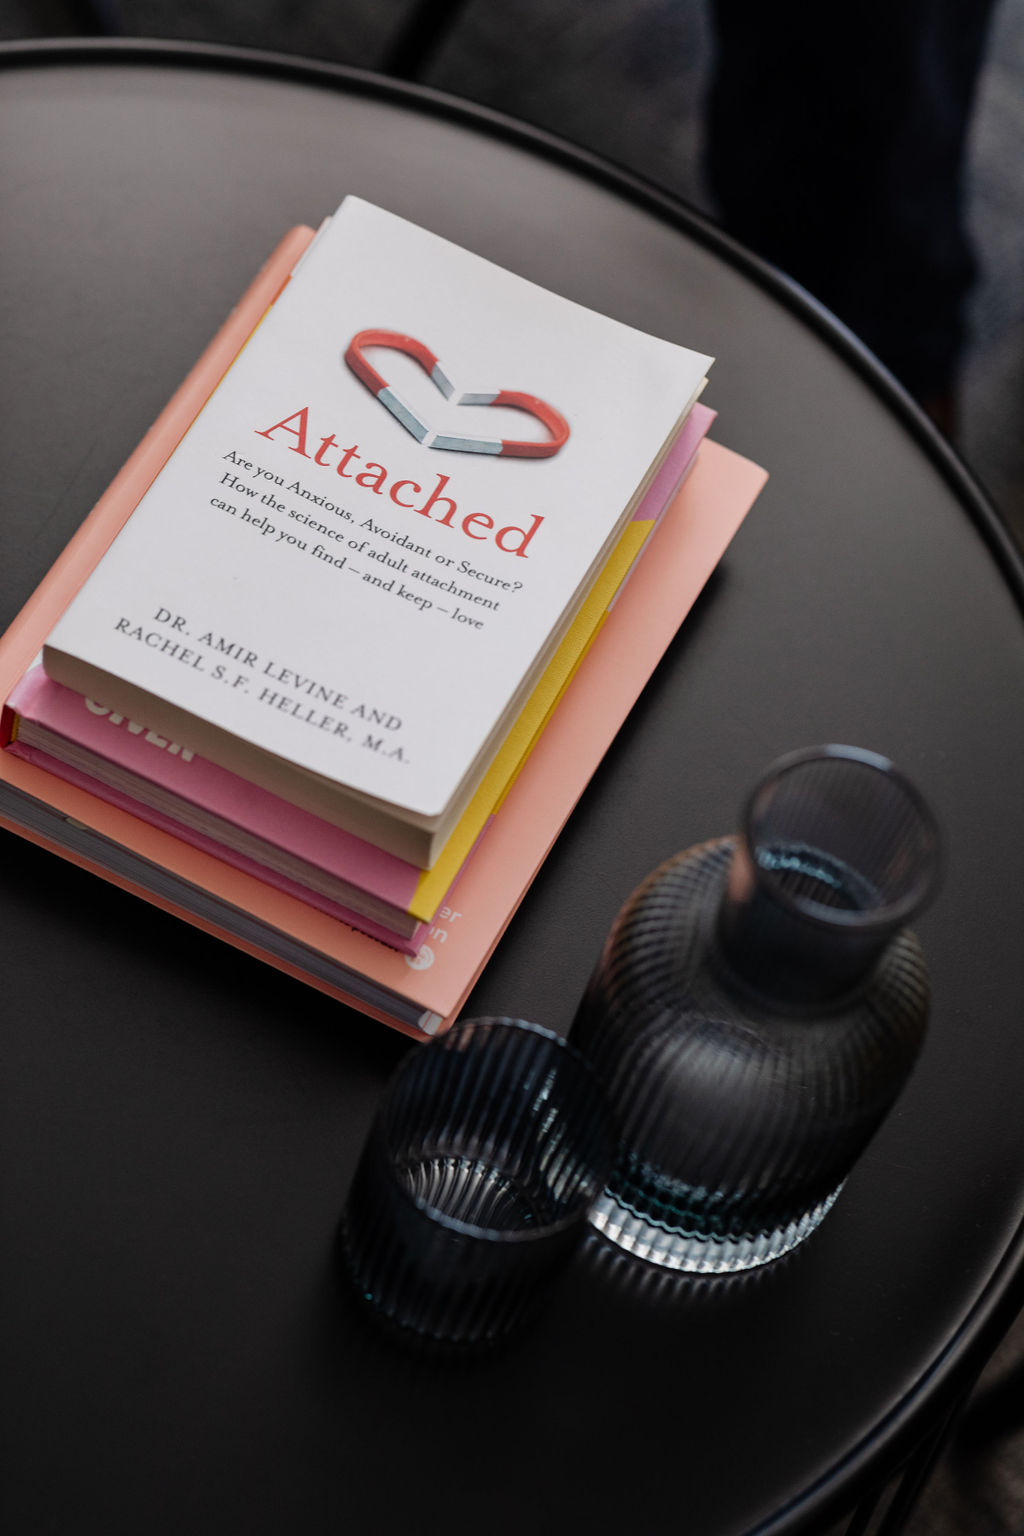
[344,329,570,459]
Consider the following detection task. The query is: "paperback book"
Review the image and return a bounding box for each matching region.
[42,197,714,865]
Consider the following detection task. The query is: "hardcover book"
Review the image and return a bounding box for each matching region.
[42,197,714,866]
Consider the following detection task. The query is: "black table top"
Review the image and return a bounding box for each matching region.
[3,39,1024,1536]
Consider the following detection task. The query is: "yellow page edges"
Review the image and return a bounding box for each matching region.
[409,515,654,919]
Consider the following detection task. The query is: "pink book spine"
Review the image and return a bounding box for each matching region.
[630,402,716,524]
[6,664,423,909]
[5,734,426,954]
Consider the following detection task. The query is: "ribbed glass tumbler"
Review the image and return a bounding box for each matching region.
[570,745,941,1275]
[343,1017,613,1346]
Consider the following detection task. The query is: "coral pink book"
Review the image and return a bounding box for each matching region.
[0,226,766,1037]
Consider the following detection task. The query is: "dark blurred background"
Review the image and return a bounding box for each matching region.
[4,6,1024,1532]
[3,0,1023,549]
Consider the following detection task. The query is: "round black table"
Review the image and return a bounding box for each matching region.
[3,40,1024,1536]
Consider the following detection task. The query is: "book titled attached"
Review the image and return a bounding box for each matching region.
[43,197,713,866]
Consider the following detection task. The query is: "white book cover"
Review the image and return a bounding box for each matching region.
[45,197,712,830]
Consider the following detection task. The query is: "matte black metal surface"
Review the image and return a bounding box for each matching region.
[3,40,1024,1536]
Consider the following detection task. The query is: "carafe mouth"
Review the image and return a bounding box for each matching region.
[739,745,941,930]
[720,746,941,1003]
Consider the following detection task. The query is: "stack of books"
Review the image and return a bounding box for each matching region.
[0,200,767,1037]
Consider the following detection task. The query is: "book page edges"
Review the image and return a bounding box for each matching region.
[0,807,436,1039]
[409,516,653,915]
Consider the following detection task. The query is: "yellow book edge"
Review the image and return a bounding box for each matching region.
[409,517,652,918]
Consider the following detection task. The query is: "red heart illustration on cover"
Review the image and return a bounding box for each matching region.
[344,330,570,459]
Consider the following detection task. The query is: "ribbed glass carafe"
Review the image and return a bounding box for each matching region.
[570,746,941,1273]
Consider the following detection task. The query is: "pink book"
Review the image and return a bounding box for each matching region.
[1,400,715,953]
[2,697,430,953]
[0,226,767,1037]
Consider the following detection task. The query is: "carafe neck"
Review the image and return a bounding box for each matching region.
[716,838,897,1003]
[714,746,940,1007]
